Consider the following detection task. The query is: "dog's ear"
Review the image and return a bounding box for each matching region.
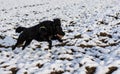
[53,18,61,26]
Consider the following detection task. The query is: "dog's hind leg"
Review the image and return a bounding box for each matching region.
[12,43,18,50]
[12,40,24,50]
[12,34,25,50]
[22,39,32,50]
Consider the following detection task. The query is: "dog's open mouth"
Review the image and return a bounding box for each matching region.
[56,34,64,39]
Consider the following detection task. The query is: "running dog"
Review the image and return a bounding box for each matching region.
[12,18,65,50]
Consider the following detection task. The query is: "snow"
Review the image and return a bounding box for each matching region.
[0,0,120,74]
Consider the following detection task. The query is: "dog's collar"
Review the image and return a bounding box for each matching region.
[39,26,46,29]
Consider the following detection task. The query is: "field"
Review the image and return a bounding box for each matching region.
[0,0,120,74]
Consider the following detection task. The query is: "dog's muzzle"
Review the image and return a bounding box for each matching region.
[56,34,64,39]
[55,32,65,40]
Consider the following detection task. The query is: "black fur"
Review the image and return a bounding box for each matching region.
[12,18,65,50]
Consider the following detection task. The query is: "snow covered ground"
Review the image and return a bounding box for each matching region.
[0,0,120,74]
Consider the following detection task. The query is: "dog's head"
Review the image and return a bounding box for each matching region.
[53,18,65,40]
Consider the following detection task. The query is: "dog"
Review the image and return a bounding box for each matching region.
[12,18,65,50]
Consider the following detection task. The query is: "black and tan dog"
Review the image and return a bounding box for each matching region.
[12,18,65,50]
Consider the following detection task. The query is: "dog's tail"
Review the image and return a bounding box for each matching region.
[16,27,26,33]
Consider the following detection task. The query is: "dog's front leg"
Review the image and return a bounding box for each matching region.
[46,36,52,49]
[57,38,63,42]
[48,40,52,49]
